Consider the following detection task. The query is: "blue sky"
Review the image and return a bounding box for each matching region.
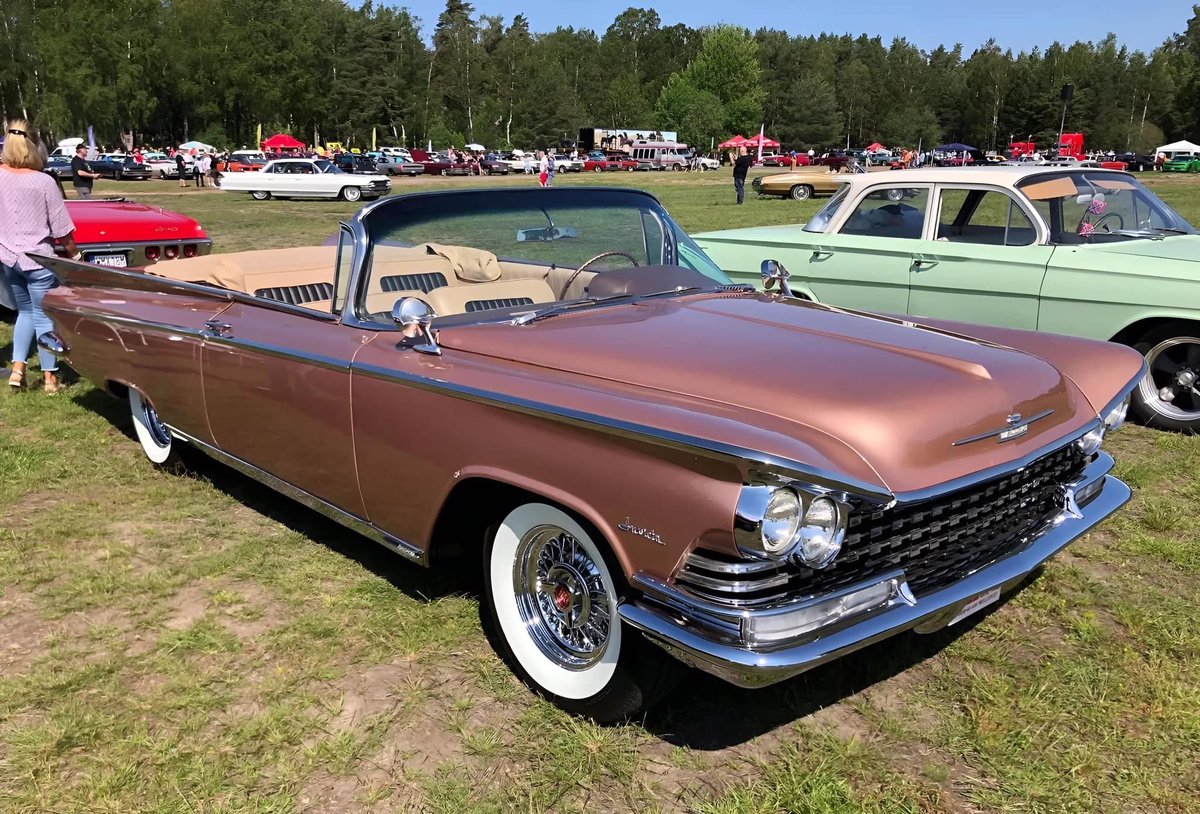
[442,0,1193,54]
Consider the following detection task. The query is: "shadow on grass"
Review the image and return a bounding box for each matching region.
[642,574,1040,749]
[71,386,472,607]
[71,384,1040,748]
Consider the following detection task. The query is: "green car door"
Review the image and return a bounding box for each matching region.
[903,185,1053,330]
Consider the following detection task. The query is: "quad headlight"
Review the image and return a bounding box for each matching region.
[1103,396,1129,431]
[736,486,849,568]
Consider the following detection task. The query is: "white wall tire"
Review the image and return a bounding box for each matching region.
[482,502,678,720]
[129,390,176,465]
[341,186,363,202]
[250,190,270,200]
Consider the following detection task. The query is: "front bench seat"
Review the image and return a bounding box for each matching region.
[423,279,556,316]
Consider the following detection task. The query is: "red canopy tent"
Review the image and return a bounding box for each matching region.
[865,142,886,152]
[261,133,305,152]
[743,134,780,148]
[718,135,747,148]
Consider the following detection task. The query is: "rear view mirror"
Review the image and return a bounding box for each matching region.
[516,226,578,242]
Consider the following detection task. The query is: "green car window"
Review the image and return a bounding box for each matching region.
[839,188,929,240]
[936,189,1037,246]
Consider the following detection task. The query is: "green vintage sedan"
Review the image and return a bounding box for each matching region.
[1162,154,1200,173]
[694,166,1200,432]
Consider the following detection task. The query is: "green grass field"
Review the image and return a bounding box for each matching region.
[1,170,1198,814]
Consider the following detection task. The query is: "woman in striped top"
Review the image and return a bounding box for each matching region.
[1,120,78,393]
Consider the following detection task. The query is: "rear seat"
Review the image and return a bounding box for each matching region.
[424,279,556,316]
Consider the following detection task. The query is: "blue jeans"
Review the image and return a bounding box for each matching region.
[734,175,746,204]
[4,262,59,372]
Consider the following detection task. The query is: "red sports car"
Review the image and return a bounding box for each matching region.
[63,198,211,268]
[583,152,637,172]
[761,154,810,167]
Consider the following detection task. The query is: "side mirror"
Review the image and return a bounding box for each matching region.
[391,297,441,356]
[760,259,794,297]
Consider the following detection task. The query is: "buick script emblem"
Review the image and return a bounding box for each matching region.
[618,518,664,545]
[952,409,1054,446]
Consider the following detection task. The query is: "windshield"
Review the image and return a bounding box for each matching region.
[314,159,342,174]
[804,185,851,233]
[1017,171,1196,242]
[357,188,730,324]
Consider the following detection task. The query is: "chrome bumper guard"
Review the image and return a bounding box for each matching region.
[619,453,1129,688]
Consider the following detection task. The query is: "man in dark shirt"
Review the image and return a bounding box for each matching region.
[732,146,754,205]
[70,144,99,198]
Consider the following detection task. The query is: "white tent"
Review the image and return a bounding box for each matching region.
[1155,139,1200,156]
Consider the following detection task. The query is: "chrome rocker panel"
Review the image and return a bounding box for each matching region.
[619,456,1130,688]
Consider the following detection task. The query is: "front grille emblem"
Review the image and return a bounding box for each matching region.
[953,409,1054,446]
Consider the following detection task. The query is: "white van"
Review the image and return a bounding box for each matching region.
[630,140,690,171]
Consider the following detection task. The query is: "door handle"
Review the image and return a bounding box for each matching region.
[811,248,834,260]
[204,320,233,336]
[911,256,939,271]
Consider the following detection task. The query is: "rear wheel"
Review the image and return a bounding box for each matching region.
[250,190,271,200]
[482,502,677,721]
[790,184,813,201]
[1131,325,1200,434]
[340,186,363,202]
[129,390,182,467]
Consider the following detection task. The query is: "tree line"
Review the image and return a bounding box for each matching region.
[4,0,1200,154]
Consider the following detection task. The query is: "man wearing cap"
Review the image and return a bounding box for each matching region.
[70,144,100,198]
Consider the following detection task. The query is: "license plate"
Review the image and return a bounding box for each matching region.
[87,253,128,267]
[949,587,1001,626]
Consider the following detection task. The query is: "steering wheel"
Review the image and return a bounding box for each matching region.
[1091,211,1124,233]
[558,251,640,300]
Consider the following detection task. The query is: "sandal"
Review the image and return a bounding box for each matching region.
[43,373,62,394]
[8,364,25,391]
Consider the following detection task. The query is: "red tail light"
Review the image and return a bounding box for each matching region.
[164,245,179,259]
[144,246,161,261]
[183,244,198,258]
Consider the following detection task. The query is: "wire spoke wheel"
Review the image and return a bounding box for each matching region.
[516,526,612,670]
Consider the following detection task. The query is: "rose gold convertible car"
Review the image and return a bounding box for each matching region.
[34,188,1143,721]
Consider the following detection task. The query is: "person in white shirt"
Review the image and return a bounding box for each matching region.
[537,151,549,187]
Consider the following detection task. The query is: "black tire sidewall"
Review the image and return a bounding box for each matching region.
[1130,325,1200,434]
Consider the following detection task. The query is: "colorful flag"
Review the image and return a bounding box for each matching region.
[372,127,377,151]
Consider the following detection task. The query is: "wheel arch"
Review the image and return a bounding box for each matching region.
[427,470,631,578]
[1110,316,1200,346]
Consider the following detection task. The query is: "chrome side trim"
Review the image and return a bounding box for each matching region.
[166,426,426,565]
[622,467,1130,688]
[68,310,204,338]
[350,360,893,502]
[200,334,349,372]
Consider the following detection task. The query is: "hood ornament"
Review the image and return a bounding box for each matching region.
[953,409,1054,446]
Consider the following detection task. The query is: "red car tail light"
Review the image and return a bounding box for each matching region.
[182,244,198,258]
[164,245,179,259]
[144,246,161,261]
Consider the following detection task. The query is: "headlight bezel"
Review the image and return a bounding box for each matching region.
[735,484,851,565]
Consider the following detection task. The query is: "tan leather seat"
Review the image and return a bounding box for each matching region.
[424,279,556,316]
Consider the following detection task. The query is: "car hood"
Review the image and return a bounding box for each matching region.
[65,200,208,244]
[436,293,1099,497]
[1074,233,1200,263]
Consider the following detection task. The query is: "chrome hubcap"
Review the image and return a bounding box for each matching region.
[142,400,170,447]
[514,526,611,671]
[1140,337,1200,420]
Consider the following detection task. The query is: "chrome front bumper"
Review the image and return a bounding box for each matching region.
[619,454,1129,688]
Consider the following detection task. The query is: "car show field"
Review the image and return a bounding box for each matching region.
[2,170,1199,814]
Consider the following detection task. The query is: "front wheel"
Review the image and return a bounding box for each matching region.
[340,186,363,202]
[482,502,676,721]
[1131,326,1200,433]
[250,190,271,200]
[790,184,813,201]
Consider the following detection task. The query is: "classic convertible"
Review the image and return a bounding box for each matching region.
[34,187,1140,721]
[696,166,1200,433]
[753,167,856,200]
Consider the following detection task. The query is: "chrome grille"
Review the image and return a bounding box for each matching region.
[678,443,1088,607]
